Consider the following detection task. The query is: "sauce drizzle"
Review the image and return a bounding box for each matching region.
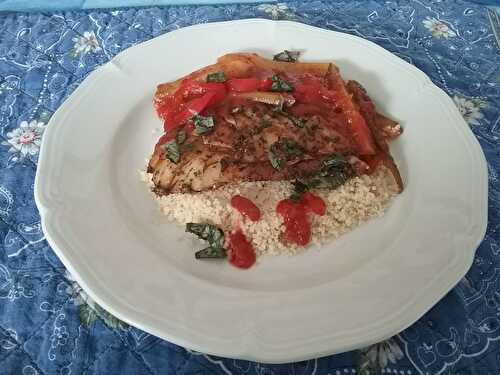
[276,192,326,246]
[231,195,261,222]
[228,230,256,269]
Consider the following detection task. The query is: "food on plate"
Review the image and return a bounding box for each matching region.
[143,52,403,269]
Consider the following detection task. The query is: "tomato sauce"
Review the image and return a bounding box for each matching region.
[230,195,261,222]
[155,68,377,158]
[228,230,256,269]
[276,192,326,246]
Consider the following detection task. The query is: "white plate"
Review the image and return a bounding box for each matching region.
[35,19,488,363]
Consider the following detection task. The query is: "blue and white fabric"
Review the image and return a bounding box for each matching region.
[0,1,499,374]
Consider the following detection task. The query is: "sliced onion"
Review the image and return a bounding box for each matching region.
[235,92,296,107]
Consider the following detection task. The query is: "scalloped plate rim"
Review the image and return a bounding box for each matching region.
[34,19,488,363]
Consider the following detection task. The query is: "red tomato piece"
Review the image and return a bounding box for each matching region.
[155,101,170,118]
[293,82,323,103]
[226,78,273,93]
[259,77,273,91]
[180,82,227,101]
[172,91,216,126]
[231,195,261,222]
[227,78,261,92]
[155,94,182,120]
[162,81,227,132]
[204,83,227,105]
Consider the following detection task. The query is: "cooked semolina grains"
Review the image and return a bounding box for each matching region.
[141,167,398,257]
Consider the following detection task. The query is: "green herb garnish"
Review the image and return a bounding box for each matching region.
[185,223,226,259]
[290,180,309,201]
[318,155,353,189]
[194,246,226,259]
[281,139,303,157]
[163,140,181,164]
[268,139,303,170]
[176,130,186,144]
[289,115,305,128]
[290,155,353,200]
[206,72,226,83]
[193,115,215,135]
[269,146,284,170]
[271,75,294,92]
[273,50,300,62]
[323,155,348,169]
[273,106,305,128]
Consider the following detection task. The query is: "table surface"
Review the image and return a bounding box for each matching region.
[0,1,499,374]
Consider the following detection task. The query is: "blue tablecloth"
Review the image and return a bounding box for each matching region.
[0,1,499,374]
[0,0,271,12]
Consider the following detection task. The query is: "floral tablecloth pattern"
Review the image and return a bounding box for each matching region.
[0,1,499,374]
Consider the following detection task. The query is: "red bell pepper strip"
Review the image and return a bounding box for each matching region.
[227,78,260,92]
[259,78,273,91]
[165,91,216,132]
[227,78,273,92]
[346,110,376,155]
[293,81,375,155]
[177,82,227,102]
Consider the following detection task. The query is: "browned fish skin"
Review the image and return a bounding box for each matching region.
[148,100,354,194]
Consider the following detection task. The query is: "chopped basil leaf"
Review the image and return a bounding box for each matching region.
[176,130,186,144]
[290,180,309,201]
[163,140,180,164]
[282,139,303,157]
[321,169,351,189]
[195,246,226,259]
[271,75,294,92]
[268,139,303,170]
[273,50,300,62]
[323,155,349,169]
[274,107,305,128]
[268,146,284,170]
[319,155,352,188]
[193,115,215,135]
[186,223,225,248]
[186,223,226,259]
[206,72,226,83]
[289,115,305,128]
[290,154,353,200]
